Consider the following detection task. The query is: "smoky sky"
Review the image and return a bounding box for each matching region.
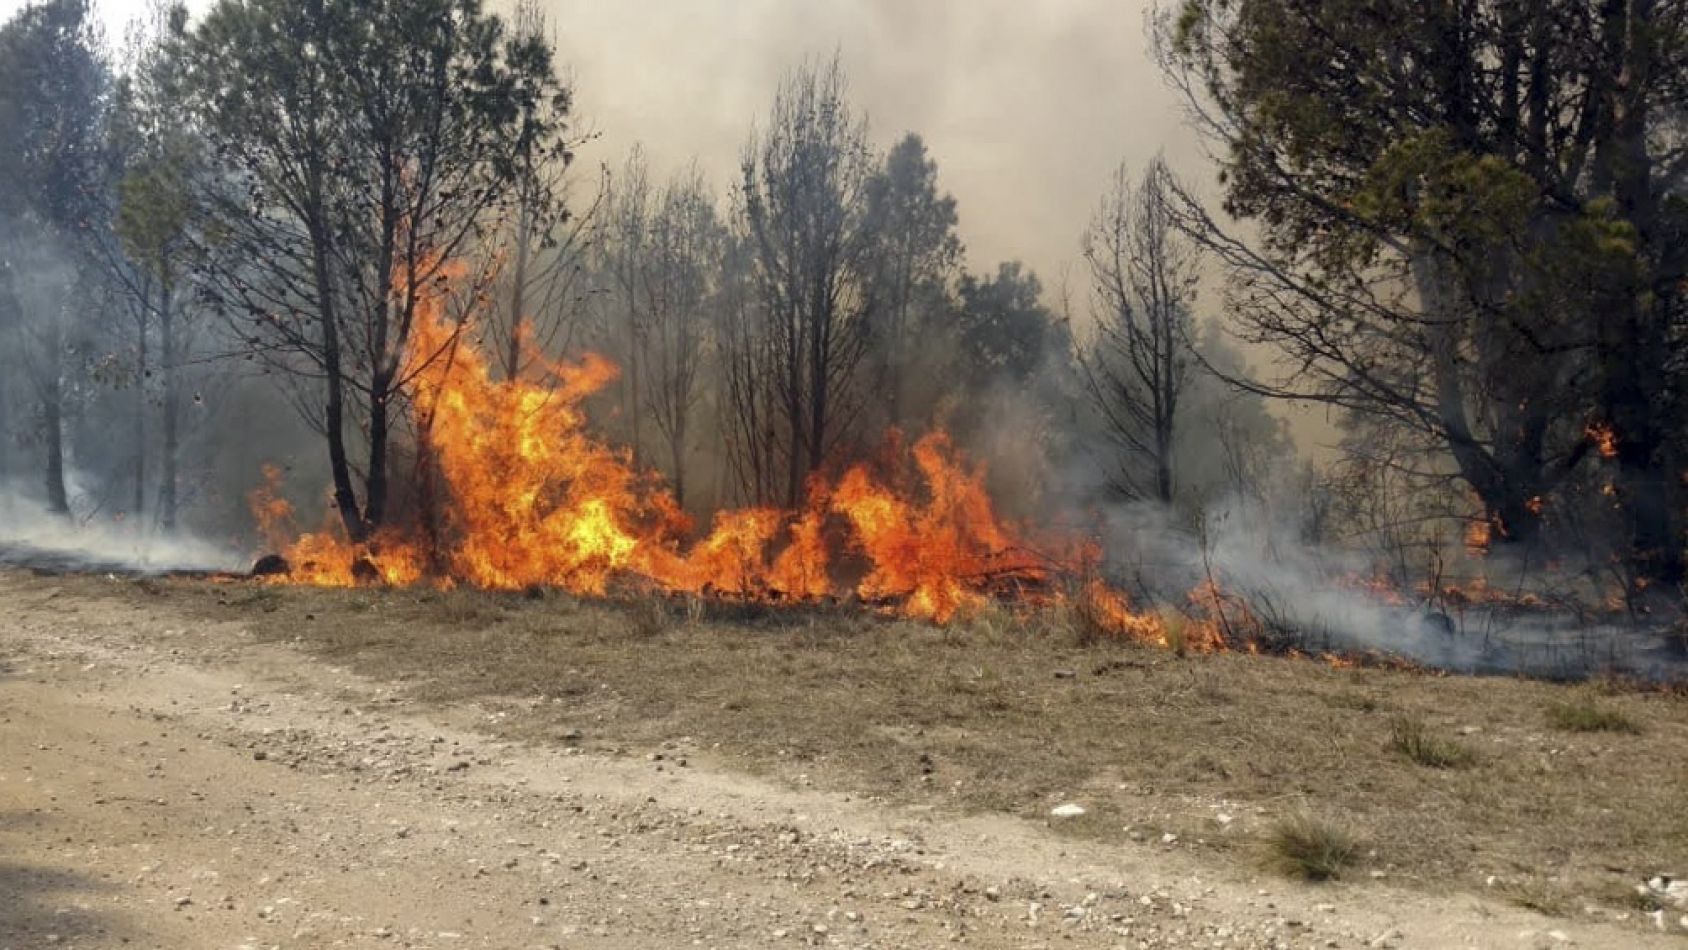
[543,0,1210,289]
[55,0,1214,286]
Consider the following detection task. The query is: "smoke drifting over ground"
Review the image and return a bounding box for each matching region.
[1101,498,1684,680]
[0,481,245,575]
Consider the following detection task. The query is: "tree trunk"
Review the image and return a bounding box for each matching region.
[309,220,365,542]
[42,351,68,515]
[506,197,531,380]
[133,300,147,522]
[671,424,686,509]
[364,380,391,532]
[1592,0,1682,587]
[159,272,178,532]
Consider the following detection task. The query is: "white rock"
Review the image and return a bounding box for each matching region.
[1049,804,1086,819]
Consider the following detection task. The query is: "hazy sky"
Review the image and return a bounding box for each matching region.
[542,0,1210,289]
[22,0,1212,291]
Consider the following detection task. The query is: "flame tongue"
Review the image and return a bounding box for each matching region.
[249,260,1124,627]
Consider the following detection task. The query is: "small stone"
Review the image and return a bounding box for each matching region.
[1050,804,1086,819]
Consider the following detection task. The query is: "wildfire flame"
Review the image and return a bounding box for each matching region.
[1586,422,1619,460]
[247,259,1128,626]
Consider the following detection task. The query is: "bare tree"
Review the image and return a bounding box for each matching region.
[639,167,722,507]
[734,55,877,506]
[482,0,599,383]
[1078,158,1200,503]
[594,148,653,466]
[716,228,782,505]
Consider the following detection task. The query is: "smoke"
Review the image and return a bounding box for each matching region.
[1099,495,1684,681]
[0,477,246,574]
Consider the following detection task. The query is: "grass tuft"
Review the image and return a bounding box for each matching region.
[1388,715,1476,768]
[625,595,671,638]
[1545,696,1642,734]
[1263,812,1359,881]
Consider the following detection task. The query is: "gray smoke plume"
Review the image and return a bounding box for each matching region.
[1100,496,1684,681]
[0,478,246,575]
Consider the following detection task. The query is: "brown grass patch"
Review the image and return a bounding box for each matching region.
[106,575,1688,922]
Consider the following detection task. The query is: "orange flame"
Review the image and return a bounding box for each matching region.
[251,258,1126,627]
[1586,422,1619,460]
[1464,518,1493,556]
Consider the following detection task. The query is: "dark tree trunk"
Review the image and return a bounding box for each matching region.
[310,222,365,542]
[42,365,68,516]
[1592,0,1683,587]
[159,274,178,531]
[364,380,391,531]
[506,199,531,381]
[133,299,147,522]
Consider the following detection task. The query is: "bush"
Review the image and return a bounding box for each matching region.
[1388,716,1476,768]
[1264,812,1359,881]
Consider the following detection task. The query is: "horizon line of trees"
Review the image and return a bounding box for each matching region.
[6,0,1679,606]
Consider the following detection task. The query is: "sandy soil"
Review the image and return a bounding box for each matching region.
[0,570,1674,949]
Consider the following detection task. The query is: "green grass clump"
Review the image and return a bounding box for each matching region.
[1545,696,1642,734]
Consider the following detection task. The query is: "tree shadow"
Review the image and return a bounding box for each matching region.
[0,810,128,945]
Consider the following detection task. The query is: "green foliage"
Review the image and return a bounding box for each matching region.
[1351,130,1537,248]
[1157,0,1688,584]
[956,262,1064,384]
[0,0,108,233]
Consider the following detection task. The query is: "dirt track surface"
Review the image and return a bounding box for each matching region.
[0,570,1673,950]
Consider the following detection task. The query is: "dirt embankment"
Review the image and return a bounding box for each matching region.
[0,570,1681,949]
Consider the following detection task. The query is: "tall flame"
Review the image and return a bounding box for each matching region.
[250,258,1139,627]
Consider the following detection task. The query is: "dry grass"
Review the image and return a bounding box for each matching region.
[1388,715,1478,768]
[624,594,672,639]
[124,576,1688,921]
[1546,695,1643,734]
[1263,812,1359,881]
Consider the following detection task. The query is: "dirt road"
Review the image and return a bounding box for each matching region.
[0,570,1671,949]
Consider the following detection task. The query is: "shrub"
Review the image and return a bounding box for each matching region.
[1388,715,1476,768]
[1264,812,1359,881]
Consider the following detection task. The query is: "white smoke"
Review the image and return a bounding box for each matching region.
[0,479,247,575]
[1100,495,1682,680]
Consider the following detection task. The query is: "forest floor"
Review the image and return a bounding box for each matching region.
[2,568,1687,949]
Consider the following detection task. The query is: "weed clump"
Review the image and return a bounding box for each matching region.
[1545,696,1641,734]
[1264,812,1359,881]
[1388,715,1476,768]
[626,596,671,638]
